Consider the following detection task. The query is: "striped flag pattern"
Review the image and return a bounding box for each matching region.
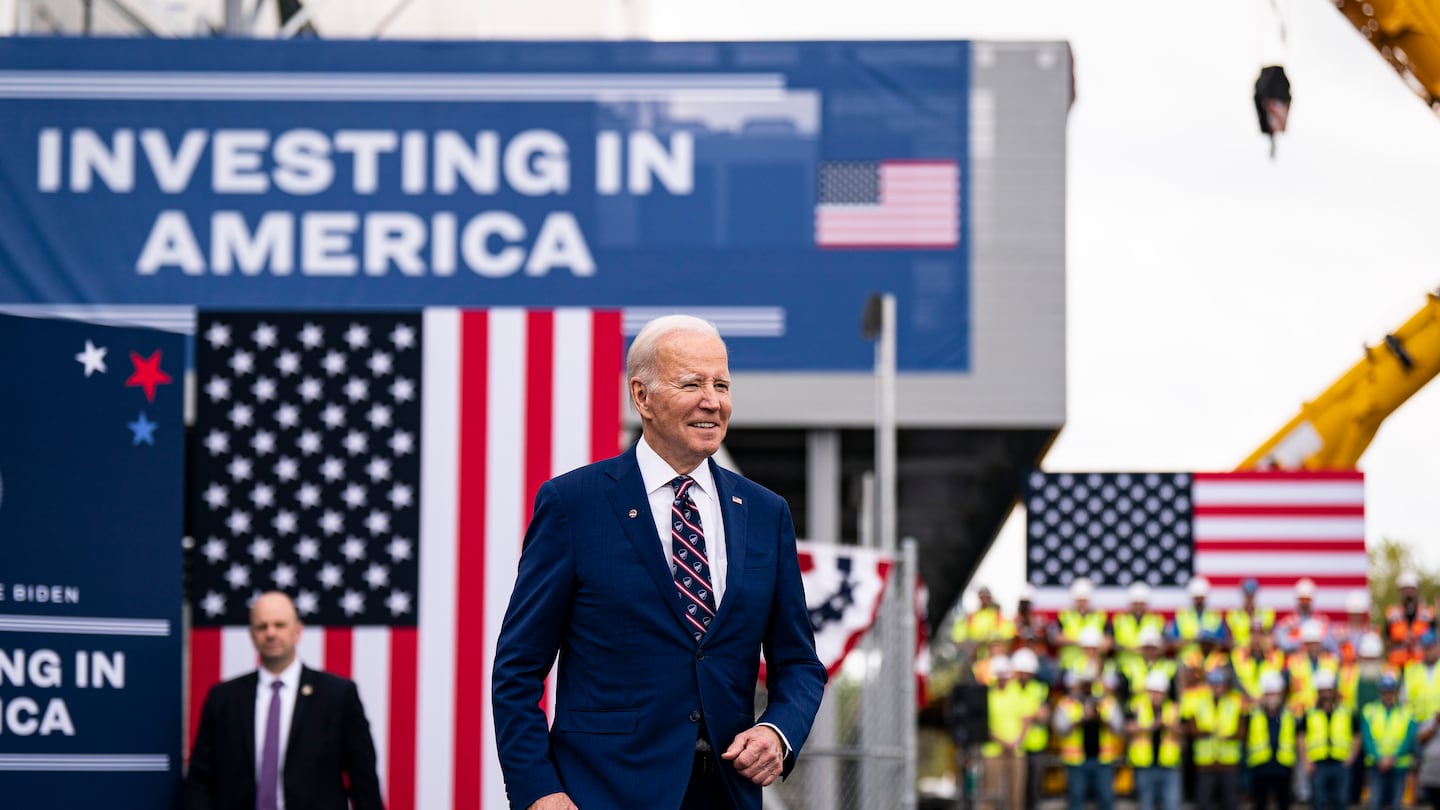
[187,308,623,810]
[814,159,960,249]
[1025,471,1366,616]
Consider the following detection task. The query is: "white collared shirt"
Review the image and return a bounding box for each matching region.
[636,436,726,607]
[254,659,301,809]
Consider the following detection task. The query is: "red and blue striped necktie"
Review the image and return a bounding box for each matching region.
[670,475,718,642]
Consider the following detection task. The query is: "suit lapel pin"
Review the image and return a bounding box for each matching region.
[732,496,743,505]
[301,684,313,697]
[628,508,639,518]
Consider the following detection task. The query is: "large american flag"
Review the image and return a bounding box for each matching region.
[813,159,960,248]
[187,308,623,810]
[1025,471,1367,616]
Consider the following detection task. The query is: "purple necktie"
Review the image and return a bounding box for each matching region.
[671,475,718,642]
[257,679,283,810]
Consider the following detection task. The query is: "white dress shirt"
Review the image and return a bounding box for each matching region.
[637,436,726,607]
[254,659,301,810]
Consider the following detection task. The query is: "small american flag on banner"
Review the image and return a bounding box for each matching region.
[1025,471,1367,616]
[814,159,960,248]
[187,308,623,810]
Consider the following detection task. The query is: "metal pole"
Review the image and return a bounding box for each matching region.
[222,0,245,35]
[876,292,897,557]
[901,536,919,810]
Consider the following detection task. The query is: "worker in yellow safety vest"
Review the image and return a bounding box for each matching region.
[1287,619,1340,714]
[954,585,1015,656]
[1012,648,1050,810]
[1304,669,1358,810]
[1112,583,1166,674]
[1361,673,1417,810]
[1185,667,1244,810]
[1053,578,1108,674]
[1247,671,1299,810]
[1127,670,1182,810]
[1404,631,1440,726]
[1225,577,1276,651]
[1232,622,1287,703]
[1054,666,1122,810]
[1124,629,1177,704]
[982,656,1028,810]
[1168,577,1225,662]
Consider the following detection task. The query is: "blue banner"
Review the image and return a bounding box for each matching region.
[0,39,971,371]
[0,314,185,809]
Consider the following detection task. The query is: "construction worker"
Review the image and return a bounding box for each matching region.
[1405,632,1440,728]
[1386,571,1435,668]
[1248,671,1299,810]
[1288,619,1341,714]
[975,638,1015,686]
[1187,667,1244,810]
[1128,670,1183,810]
[1305,670,1359,810]
[1227,577,1276,651]
[1124,628,1177,706]
[1012,584,1049,652]
[1350,632,1390,806]
[1055,578,1108,673]
[1234,618,1287,702]
[982,655,1027,810]
[955,585,1015,658]
[1054,667,1123,810]
[1277,577,1329,654]
[1362,673,1418,810]
[1335,590,1375,665]
[1012,648,1051,810]
[1067,625,1116,688]
[1170,577,1225,661]
[1113,583,1166,673]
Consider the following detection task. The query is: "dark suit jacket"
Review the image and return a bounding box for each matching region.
[491,447,827,810]
[183,665,384,810]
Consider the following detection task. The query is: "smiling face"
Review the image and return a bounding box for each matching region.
[632,329,731,474]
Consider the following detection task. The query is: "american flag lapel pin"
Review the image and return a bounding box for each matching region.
[732,496,743,505]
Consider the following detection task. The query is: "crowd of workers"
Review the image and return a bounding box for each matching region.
[950,573,1440,810]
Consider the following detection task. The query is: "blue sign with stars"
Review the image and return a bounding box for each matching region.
[0,314,184,808]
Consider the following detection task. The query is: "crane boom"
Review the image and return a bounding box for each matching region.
[1240,291,1440,470]
[1334,0,1440,114]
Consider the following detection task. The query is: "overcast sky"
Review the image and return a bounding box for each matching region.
[655,0,1440,609]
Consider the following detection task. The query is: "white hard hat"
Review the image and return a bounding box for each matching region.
[1398,571,1420,589]
[1295,577,1316,597]
[1314,670,1337,691]
[1144,670,1171,693]
[990,655,1012,678]
[1018,583,1037,601]
[1187,577,1210,597]
[1012,648,1039,674]
[1128,583,1152,602]
[1079,626,1105,648]
[1300,619,1325,643]
[1346,590,1371,614]
[1071,578,1094,599]
[1138,628,1163,648]
[1260,671,1285,695]
[1359,632,1385,659]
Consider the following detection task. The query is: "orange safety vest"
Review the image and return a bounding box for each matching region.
[1386,605,1435,667]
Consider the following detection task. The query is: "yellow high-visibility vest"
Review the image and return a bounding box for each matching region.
[1404,661,1440,720]
[1057,610,1107,670]
[1113,612,1166,653]
[1127,697,1181,768]
[1018,679,1050,753]
[1124,658,1177,697]
[1191,691,1244,766]
[983,680,1026,757]
[1305,705,1354,764]
[1056,696,1121,766]
[953,606,1016,646]
[1246,709,1297,767]
[1225,607,1276,649]
[1362,702,1416,769]
[1287,652,1340,712]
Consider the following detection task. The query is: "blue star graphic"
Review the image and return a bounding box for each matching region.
[128,411,158,446]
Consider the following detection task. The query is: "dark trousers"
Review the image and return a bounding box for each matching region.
[1251,766,1293,810]
[1424,784,1440,810]
[1066,761,1114,810]
[1369,767,1408,810]
[681,752,731,810]
[1194,767,1239,810]
[1311,761,1351,810]
[1024,751,1045,810]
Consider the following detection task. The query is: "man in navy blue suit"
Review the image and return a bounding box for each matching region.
[492,315,827,810]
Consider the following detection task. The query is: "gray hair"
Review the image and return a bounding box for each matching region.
[625,314,723,402]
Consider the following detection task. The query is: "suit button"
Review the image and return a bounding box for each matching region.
[690,710,701,723]
[697,651,706,661]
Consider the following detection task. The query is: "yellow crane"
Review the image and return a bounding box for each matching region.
[1333,0,1440,115]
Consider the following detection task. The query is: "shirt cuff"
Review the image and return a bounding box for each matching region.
[757,722,792,758]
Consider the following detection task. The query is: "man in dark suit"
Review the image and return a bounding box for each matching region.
[492,315,827,810]
[184,591,384,810]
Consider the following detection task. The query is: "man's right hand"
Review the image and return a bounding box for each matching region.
[528,792,577,810]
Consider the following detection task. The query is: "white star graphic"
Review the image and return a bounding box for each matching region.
[320,457,346,482]
[322,351,348,377]
[388,483,414,509]
[223,562,250,589]
[251,430,277,456]
[368,351,394,376]
[342,483,368,509]
[201,537,228,563]
[299,323,324,349]
[203,483,229,509]
[205,322,232,349]
[340,536,367,562]
[365,510,391,535]
[363,563,390,590]
[385,590,413,617]
[294,536,321,561]
[226,457,253,482]
[317,562,343,590]
[297,430,322,456]
[320,510,344,535]
[272,510,298,536]
[296,483,321,510]
[389,431,415,456]
[340,589,366,617]
[250,484,275,509]
[204,430,230,456]
[390,323,416,350]
[229,349,255,376]
[275,350,301,377]
[386,537,414,562]
[344,323,371,349]
[272,562,297,588]
[389,377,416,403]
[228,403,254,429]
[201,591,226,617]
[295,589,319,616]
[204,376,231,402]
[366,404,392,429]
[76,340,108,376]
[253,322,278,349]
[321,403,347,429]
[342,430,369,456]
[251,376,278,402]
[365,457,392,482]
[274,456,299,481]
[275,403,300,429]
[344,377,370,402]
[299,377,323,402]
[248,537,274,562]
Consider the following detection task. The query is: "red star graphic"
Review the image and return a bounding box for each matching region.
[126,350,173,402]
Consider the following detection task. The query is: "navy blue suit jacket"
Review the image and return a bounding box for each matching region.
[491,447,826,810]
